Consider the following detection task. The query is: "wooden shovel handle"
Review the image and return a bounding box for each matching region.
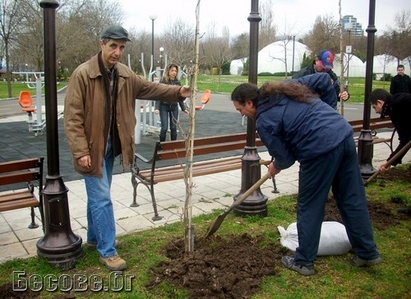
[365,140,411,186]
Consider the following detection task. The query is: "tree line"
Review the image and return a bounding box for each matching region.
[0,0,410,98]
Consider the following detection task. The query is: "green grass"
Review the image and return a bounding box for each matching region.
[0,164,410,298]
[0,76,391,104]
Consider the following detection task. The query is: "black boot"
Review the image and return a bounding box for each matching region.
[398,208,411,215]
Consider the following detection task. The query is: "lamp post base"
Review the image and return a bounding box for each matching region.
[357,129,377,180]
[234,146,268,217]
[36,175,83,270]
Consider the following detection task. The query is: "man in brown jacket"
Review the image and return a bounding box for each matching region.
[64,25,190,271]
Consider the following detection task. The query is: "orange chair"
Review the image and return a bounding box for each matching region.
[18,91,36,116]
[195,89,211,110]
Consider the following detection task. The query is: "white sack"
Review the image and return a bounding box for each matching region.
[277,221,352,256]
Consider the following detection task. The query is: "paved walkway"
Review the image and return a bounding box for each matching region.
[1,93,409,263]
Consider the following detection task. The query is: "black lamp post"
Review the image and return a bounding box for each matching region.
[234,0,268,217]
[357,0,377,179]
[36,0,83,270]
[149,15,157,81]
[292,35,296,73]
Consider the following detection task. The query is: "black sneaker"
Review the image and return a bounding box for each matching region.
[350,255,382,267]
[281,256,315,276]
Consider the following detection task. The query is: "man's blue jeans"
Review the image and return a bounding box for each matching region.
[84,138,116,258]
[159,103,179,141]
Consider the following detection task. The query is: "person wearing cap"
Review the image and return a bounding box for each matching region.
[64,25,190,271]
[231,80,381,276]
[292,49,350,105]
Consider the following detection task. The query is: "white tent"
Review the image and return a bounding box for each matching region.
[230,58,247,75]
[333,53,366,78]
[257,40,309,74]
[373,54,399,77]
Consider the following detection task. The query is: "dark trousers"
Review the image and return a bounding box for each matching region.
[295,137,379,266]
[159,104,179,141]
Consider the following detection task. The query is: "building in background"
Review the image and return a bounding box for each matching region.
[342,15,363,36]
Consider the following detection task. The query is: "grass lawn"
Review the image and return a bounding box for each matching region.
[0,75,391,104]
[0,164,410,298]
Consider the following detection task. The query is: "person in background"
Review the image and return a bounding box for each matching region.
[390,64,411,95]
[369,89,411,173]
[231,80,381,276]
[292,49,350,104]
[64,25,190,271]
[155,64,188,141]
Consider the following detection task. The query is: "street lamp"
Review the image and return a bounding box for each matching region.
[357,0,377,179]
[234,0,268,217]
[291,35,296,73]
[149,15,157,81]
[159,47,164,69]
[37,0,82,270]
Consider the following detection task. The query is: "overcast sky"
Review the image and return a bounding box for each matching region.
[119,0,410,38]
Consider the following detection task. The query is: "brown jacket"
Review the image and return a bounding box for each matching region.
[64,53,182,177]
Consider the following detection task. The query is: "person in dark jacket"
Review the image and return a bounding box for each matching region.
[369,89,411,171]
[390,65,411,95]
[155,64,188,141]
[292,49,350,104]
[231,80,381,276]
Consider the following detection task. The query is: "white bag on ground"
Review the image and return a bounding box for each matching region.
[277,221,352,256]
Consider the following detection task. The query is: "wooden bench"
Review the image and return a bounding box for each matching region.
[348,117,395,153]
[0,157,44,229]
[130,132,272,220]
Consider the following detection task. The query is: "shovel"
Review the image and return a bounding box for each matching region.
[365,140,411,186]
[205,172,271,238]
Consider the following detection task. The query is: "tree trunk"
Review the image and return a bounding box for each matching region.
[184,0,201,253]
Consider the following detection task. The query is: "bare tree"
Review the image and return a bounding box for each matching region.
[302,15,340,56]
[160,18,195,69]
[0,0,23,97]
[379,10,411,65]
[259,0,276,50]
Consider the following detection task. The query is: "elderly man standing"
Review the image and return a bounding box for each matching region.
[64,25,190,271]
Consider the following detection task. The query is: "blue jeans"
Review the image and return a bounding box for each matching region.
[295,137,379,266]
[84,137,116,258]
[159,103,179,141]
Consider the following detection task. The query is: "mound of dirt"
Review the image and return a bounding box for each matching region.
[147,167,411,298]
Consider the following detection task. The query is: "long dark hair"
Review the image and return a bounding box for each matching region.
[231,81,318,105]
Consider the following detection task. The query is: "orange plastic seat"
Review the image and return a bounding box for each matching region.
[18,91,36,113]
[195,89,211,110]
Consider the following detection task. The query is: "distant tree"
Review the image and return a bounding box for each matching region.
[159,18,195,72]
[0,0,23,97]
[259,0,276,50]
[379,10,411,65]
[302,15,340,57]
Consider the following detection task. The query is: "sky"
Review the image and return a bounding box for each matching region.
[119,0,411,38]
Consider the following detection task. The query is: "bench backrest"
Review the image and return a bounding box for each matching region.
[155,133,264,161]
[0,157,44,189]
[348,117,393,133]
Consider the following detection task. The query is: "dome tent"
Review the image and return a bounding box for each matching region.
[230,58,247,75]
[257,40,309,74]
[333,53,366,78]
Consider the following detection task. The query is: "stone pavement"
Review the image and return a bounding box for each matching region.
[0,93,409,263]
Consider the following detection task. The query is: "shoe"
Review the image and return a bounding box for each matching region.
[398,208,411,215]
[350,255,382,267]
[87,239,121,250]
[281,256,315,276]
[99,255,127,271]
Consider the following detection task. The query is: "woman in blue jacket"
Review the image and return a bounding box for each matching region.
[231,80,381,276]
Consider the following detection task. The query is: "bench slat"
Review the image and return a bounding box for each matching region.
[0,197,39,212]
[0,171,39,186]
[0,158,40,173]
